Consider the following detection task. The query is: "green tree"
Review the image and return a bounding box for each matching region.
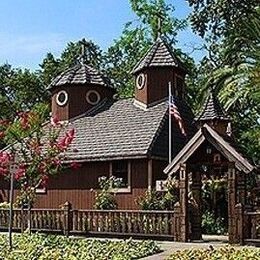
[104,0,188,97]
[0,64,47,121]
[39,40,104,87]
[187,1,260,163]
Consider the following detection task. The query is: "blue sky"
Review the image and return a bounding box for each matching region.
[0,0,205,70]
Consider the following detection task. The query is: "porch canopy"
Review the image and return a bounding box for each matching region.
[164,123,255,243]
[164,124,254,176]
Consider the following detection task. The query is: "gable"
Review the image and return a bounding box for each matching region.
[164,124,254,175]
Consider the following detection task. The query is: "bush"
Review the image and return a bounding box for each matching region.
[94,176,122,210]
[202,211,226,235]
[136,179,178,210]
[0,233,161,260]
[136,190,163,210]
[167,247,260,260]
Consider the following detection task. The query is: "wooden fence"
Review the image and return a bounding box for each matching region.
[0,202,178,240]
[244,211,260,242]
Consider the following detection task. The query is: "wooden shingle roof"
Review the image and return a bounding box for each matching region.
[48,63,112,90]
[1,98,196,163]
[62,98,195,162]
[195,91,230,122]
[131,37,186,74]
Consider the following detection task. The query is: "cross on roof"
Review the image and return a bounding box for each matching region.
[154,9,164,39]
[79,38,88,64]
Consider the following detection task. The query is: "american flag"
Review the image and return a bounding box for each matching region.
[169,95,186,136]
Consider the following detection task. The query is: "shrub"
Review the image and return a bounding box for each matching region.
[136,190,163,210]
[136,178,178,210]
[167,247,260,260]
[201,211,226,235]
[94,176,122,210]
[136,189,177,210]
[0,233,161,259]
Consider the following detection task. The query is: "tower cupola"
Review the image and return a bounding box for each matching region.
[131,37,187,108]
[195,88,231,136]
[48,41,115,121]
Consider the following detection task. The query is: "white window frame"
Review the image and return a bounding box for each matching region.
[86,90,101,105]
[109,160,131,193]
[56,90,69,106]
[136,73,146,90]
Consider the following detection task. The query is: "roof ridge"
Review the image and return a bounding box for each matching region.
[70,98,111,122]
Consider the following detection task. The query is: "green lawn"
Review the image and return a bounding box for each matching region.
[0,233,161,260]
[167,246,260,260]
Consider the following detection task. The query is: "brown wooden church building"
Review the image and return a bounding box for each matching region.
[35,37,195,209]
[36,36,197,209]
[0,36,254,216]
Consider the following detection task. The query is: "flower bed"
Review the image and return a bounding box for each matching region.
[167,247,260,260]
[0,233,161,260]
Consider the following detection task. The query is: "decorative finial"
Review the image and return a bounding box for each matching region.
[157,16,162,38]
[154,4,164,39]
[79,38,88,64]
[208,80,216,95]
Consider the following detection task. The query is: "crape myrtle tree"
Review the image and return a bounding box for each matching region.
[0,103,78,208]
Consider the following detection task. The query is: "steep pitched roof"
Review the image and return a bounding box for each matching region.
[1,98,195,163]
[62,98,195,162]
[195,91,230,122]
[164,124,254,175]
[131,37,186,74]
[48,63,112,90]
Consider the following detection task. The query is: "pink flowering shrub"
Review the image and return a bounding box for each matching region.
[0,103,79,206]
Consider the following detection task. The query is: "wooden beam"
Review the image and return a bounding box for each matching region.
[148,159,153,191]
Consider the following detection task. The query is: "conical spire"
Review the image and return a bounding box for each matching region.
[131,37,186,74]
[48,39,112,90]
[195,89,230,122]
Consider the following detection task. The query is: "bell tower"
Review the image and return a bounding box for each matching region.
[131,37,187,108]
[48,39,115,121]
[195,88,231,136]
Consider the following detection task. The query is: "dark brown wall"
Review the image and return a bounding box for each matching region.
[0,159,168,209]
[52,84,114,121]
[152,160,168,187]
[134,67,186,106]
[32,159,149,209]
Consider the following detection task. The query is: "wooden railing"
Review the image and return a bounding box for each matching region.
[244,211,260,240]
[0,208,65,233]
[72,209,175,238]
[0,203,176,240]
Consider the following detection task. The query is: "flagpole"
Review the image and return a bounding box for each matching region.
[168,82,172,163]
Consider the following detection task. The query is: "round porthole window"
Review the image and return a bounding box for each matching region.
[136,73,146,90]
[86,90,101,105]
[56,90,68,106]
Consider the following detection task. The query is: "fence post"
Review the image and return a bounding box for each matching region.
[173,202,181,241]
[63,201,72,237]
[21,207,24,233]
[234,203,244,244]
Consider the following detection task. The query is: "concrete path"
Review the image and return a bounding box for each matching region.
[141,235,254,260]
